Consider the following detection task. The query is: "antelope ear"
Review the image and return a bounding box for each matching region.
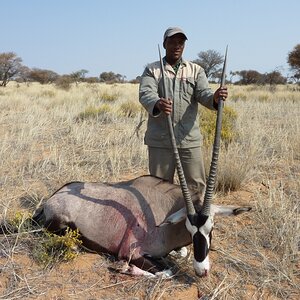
[157,207,186,227]
[212,205,252,216]
[233,206,252,215]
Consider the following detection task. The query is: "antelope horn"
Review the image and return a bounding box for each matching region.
[158,45,195,216]
[201,46,228,216]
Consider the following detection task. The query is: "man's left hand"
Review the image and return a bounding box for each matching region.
[213,87,228,103]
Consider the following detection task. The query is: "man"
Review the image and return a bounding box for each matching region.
[139,27,228,198]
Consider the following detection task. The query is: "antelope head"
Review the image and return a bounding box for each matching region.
[161,190,251,277]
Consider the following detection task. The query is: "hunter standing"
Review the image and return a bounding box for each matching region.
[139,27,228,198]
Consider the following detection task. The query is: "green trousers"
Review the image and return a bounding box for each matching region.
[148,146,206,198]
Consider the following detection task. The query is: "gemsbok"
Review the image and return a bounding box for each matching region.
[34,175,251,277]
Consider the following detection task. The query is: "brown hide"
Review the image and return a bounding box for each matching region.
[42,176,200,260]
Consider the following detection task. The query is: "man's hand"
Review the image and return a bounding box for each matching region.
[213,87,228,104]
[155,98,173,115]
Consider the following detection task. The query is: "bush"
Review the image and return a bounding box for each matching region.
[200,105,238,146]
[28,68,59,84]
[32,227,82,268]
[100,91,119,102]
[55,75,73,90]
[4,211,33,233]
[118,100,141,118]
[77,104,112,121]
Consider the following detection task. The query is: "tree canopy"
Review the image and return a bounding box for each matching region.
[287,44,300,82]
[0,52,23,86]
[70,69,89,82]
[28,68,59,84]
[99,71,125,83]
[193,50,223,81]
[232,69,286,85]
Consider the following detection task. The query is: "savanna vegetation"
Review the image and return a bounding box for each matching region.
[0,81,299,299]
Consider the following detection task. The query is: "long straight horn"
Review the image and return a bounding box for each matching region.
[158,45,195,216]
[201,46,228,216]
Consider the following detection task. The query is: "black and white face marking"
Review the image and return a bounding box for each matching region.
[185,213,214,277]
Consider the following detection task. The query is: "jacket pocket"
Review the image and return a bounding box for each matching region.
[183,77,195,96]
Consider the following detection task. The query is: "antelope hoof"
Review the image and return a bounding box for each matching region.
[155,269,173,279]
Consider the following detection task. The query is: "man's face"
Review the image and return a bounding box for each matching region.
[164,33,186,63]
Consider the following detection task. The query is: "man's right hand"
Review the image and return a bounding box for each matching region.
[155,98,173,115]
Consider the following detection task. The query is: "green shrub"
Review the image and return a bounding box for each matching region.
[33,227,82,268]
[77,104,112,121]
[100,91,119,102]
[118,100,141,118]
[200,105,238,146]
[4,211,33,233]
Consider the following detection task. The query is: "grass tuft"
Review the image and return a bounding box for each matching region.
[76,104,112,121]
[100,91,119,102]
[118,100,142,118]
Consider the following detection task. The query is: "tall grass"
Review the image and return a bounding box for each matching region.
[0,82,299,299]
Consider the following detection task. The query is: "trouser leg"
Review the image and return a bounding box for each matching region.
[178,147,206,198]
[148,146,206,198]
[148,147,176,183]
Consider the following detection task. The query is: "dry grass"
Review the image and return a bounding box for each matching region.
[0,82,299,299]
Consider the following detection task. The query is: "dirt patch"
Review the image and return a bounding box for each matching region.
[1,252,202,299]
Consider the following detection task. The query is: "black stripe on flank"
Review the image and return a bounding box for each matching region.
[193,231,209,262]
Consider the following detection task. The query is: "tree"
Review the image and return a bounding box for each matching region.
[229,71,239,83]
[287,44,300,82]
[99,71,125,83]
[233,69,286,85]
[55,75,73,90]
[70,69,89,82]
[234,70,263,85]
[85,76,100,83]
[0,52,23,86]
[263,71,286,85]
[15,66,32,83]
[28,68,59,84]
[193,50,223,80]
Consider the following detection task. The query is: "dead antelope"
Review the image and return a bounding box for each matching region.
[34,175,250,277]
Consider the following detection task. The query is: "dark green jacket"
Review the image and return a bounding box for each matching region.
[139,58,216,148]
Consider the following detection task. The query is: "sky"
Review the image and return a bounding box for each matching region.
[1,0,299,80]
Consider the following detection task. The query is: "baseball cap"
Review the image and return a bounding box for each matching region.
[163,27,188,42]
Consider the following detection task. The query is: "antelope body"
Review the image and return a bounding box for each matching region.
[37,175,251,277]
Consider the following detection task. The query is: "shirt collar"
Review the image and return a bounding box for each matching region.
[163,57,185,73]
[172,59,182,73]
